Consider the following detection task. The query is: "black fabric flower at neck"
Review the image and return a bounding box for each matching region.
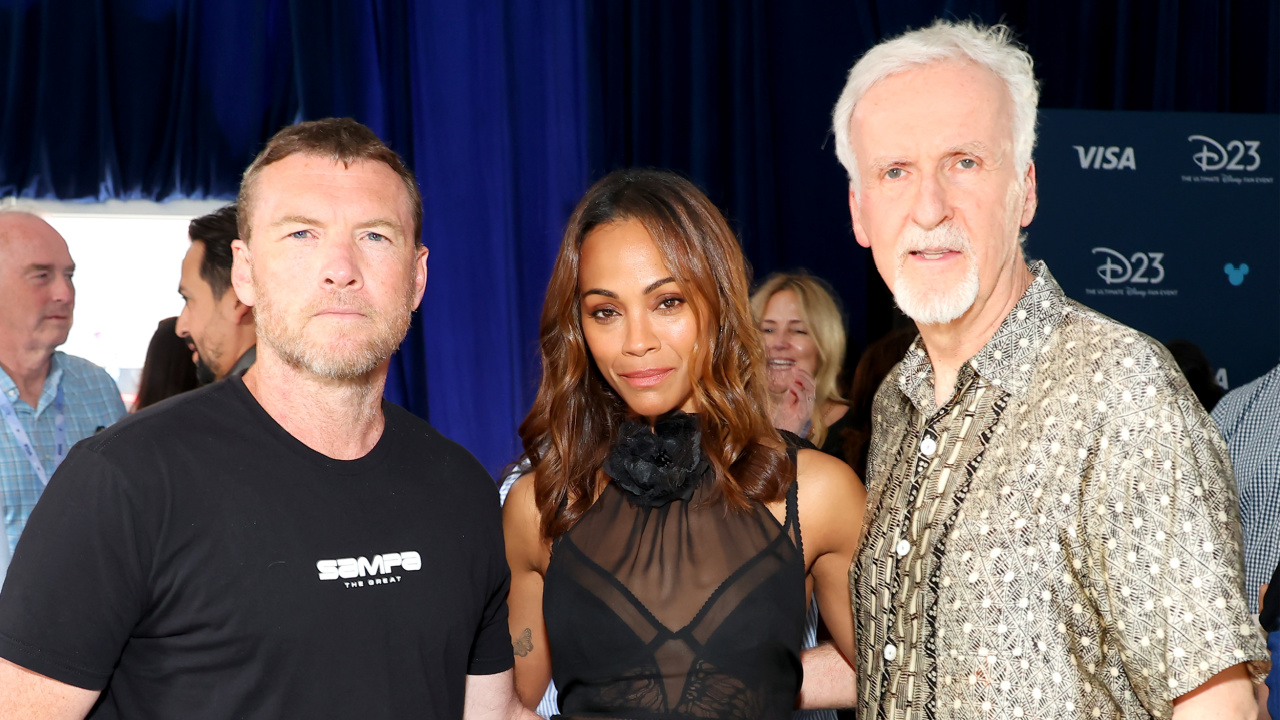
[603,411,712,507]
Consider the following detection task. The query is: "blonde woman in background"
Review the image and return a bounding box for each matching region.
[751,272,853,459]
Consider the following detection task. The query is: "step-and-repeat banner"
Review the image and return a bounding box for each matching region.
[1032,109,1280,391]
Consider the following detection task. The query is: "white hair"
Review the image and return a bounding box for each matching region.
[832,19,1040,193]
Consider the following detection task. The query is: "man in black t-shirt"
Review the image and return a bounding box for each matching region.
[0,119,530,720]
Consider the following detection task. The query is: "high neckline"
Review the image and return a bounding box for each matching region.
[603,410,711,507]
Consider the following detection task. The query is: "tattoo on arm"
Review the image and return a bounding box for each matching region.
[513,627,533,657]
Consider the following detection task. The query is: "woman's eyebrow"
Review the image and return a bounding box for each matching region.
[644,276,676,294]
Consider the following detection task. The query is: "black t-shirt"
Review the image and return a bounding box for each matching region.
[0,377,512,719]
[1261,558,1280,633]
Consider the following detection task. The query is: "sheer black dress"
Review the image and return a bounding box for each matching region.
[543,412,806,719]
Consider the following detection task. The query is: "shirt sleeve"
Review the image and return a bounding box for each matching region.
[1080,376,1268,718]
[0,445,150,690]
[467,481,515,675]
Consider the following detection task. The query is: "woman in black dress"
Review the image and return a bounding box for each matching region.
[504,169,864,718]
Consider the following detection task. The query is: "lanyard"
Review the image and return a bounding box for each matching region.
[0,383,66,487]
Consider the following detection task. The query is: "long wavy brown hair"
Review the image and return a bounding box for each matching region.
[520,169,791,539]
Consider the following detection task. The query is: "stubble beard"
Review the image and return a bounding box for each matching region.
[891,222,980,326]
[252,278,416,382]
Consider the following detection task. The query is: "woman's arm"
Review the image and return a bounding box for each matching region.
[502,474,554,709]
[794,449,867,708]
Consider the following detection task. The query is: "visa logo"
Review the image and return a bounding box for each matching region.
[1073,145,1136,170]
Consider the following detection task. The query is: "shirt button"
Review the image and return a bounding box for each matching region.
[884,643,898,662]
[920,436,937,456]
[896,539,911,557]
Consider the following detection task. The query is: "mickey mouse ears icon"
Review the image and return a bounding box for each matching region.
[1224,263,1250,286]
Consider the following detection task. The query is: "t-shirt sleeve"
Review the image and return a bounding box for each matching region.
[0,445,150,690]
[1080,380,1268,718]
[467,480,515,675]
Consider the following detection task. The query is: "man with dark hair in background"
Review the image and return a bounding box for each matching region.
[177,204,256,383]
[0,212,126,584]
[0,119,529,720]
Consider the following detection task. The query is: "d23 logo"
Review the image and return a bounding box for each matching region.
[1093,248,1165,285]
[1188,135,1262,172]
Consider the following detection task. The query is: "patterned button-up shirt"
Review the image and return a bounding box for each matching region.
[853,262,1267,720]
[0,352,126,558]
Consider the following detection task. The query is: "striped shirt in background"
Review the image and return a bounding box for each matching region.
[0,352,126,573]
[1212,362,1280,613]
[498,460,837,720]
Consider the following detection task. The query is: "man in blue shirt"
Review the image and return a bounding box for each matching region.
[0,212,126,581]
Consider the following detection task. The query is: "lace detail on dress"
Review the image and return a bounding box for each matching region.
[677,660,766,719]
[579,660,766,719]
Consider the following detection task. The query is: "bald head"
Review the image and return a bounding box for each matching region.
[0,212,76,359]
[0,211,62,253]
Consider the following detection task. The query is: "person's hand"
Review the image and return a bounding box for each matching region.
[766,361,791,395]
[771,368,816,436]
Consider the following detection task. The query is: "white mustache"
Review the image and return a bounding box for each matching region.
[896,223,972,262]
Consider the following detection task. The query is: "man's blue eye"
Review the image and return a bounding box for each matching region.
[885,168,904,179]
[290,230,309,239]
[958,158,977,169]
[368,232,386,242]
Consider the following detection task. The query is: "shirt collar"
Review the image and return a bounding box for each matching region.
[896,261,1069,414]
[0,351,64,415]
[896,338,936,416]
[226,345,257,379]
[36,352,66,415]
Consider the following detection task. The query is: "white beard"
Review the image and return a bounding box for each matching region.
[891,222,979,325]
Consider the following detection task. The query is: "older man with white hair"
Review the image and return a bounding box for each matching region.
[835,20,1266,720]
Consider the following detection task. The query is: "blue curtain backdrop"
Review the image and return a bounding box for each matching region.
[584,0,1280,355]
[1,0,1275,473]
[0,0,589,474]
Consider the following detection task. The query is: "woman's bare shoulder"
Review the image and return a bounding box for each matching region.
[795,448,860,491]
[503,471,552,570]
[793,449,867,550]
